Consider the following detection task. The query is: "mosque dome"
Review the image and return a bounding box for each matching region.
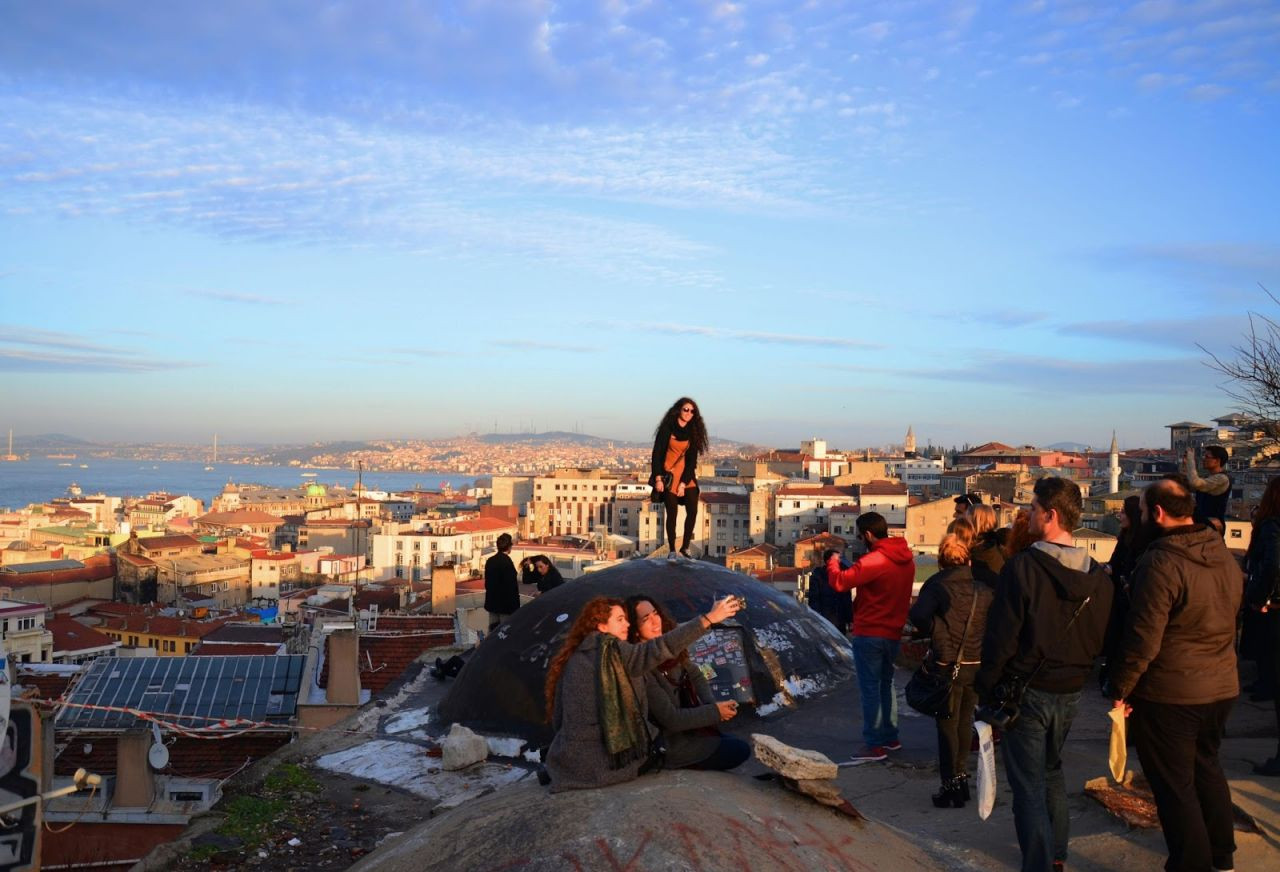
[306,483,327,497]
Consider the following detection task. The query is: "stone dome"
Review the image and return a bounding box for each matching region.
[438,559,854,745]
[305,483,327,497]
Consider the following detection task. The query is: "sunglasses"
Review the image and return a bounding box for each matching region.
[680,407,695,413]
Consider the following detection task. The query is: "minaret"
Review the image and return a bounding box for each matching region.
[904,425,916,458]
[1109,431,1120,494]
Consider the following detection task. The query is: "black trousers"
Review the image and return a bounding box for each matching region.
[934,665,978,781]
[662,485,699,551]
[1130,697,1236,872]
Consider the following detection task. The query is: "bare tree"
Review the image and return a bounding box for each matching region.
[1200,286,1280,435]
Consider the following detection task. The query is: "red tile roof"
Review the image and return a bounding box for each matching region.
[134,534,202,552]
[48,618,118,653]
[196,510,286,526]
[448,516,516,533]
[776,485,857,498]
[859,480,908,496]
[318,614,455,695]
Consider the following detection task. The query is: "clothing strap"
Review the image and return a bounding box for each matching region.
[949,584,980,681]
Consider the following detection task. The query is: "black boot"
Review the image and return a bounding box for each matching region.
[956,773,971,802]
[931,777,965,808]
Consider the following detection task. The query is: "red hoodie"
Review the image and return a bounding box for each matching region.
[826,536,916,640]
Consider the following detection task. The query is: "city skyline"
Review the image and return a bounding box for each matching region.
[2,2,1278,449]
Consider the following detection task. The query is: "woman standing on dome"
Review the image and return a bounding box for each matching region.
[650,397,708,560]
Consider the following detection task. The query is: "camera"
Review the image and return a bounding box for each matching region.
[975,673,1028,730]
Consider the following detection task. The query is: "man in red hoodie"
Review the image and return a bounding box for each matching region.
[826,511,916,763]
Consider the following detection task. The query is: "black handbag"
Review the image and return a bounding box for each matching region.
[905,584,979,719]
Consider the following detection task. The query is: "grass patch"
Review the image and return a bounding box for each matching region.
[200,763,323,854]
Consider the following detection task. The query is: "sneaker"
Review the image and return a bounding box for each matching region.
[667,550,678,562]
[846,745,888,764]
[882,740,902,752]
[678,548,694,562]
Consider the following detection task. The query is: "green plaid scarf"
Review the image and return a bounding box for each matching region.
[596,634,647,770]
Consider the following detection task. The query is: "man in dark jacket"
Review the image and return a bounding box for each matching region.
[826,512,915,763]
[483,533,519,630]
[809,548,853,634]
[1109,477,1241,872]
[977,477,1114,872]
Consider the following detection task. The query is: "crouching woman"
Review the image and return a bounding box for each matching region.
[543,594,742,792]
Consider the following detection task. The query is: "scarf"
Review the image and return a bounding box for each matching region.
[596,634,648,770]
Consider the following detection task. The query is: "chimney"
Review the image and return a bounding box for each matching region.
[430,564,456,616]
[326,629,361,705]
[111,729,155,808]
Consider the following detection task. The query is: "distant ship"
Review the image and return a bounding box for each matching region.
[301,472,318,478]
[79,463,89,469]
[1,429,23,462]
[47,453,77,459]
[68,482,82,497]
[58,462,72,467]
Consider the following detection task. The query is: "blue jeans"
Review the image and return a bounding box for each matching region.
[852,636,900,746]
[1001,687,1081,872]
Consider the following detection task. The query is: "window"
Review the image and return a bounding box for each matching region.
[1230,529,1243,539]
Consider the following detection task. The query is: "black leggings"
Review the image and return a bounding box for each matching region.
[662,485,699,552]
[935,667,979,781]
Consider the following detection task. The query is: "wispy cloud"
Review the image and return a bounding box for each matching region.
[190,289,290,306]
[0,325,130,355]
[494,339,598,353]
[604,321,882,350]
[0,324,197,372]
[1093,241,1280,278]
[824,351,1217,394]
[1057,315,1249,351]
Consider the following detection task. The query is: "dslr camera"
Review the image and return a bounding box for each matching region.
[975,672,1029,731]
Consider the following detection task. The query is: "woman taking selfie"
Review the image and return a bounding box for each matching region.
[543,593,741,792]
[625,595,750,771]
[650,397,708,560]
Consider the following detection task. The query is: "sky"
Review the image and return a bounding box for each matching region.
[2,1,1278,451]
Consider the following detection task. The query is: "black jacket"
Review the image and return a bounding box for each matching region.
[970,531,1006,586]
[976,544,1115,699]
[483,551,520,614]
[522,562,565,594]
[909,565,993,666]
[1109,524,1241,704]
[808,560,853,632]
[649,421,700,489]
[1246,516,1280,608]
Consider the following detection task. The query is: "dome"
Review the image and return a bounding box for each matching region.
[306,483,327,497]
[438,559,854,745]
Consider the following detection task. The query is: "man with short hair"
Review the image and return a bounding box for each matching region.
[1184,444,1231,531]
[826,511,915,763]
[1109,476,1241,872]
[483,533,519,631]
[977,477,1114,872]
[954,493,980,520]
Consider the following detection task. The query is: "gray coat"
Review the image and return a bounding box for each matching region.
[645,662,720,769]
[545,618,706,793]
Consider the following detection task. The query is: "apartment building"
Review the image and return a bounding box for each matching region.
[698,492,754,559]
[528,468,622,537]
[771,484,857,545]
[0,599,53,663]
[887,458,944,495]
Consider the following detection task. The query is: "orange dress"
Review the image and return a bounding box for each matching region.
[664,434,689,486]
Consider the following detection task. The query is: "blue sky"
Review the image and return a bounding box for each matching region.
[2,1,1278,450]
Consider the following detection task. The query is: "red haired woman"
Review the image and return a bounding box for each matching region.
[908,533,994,808]
[543,593,741,791]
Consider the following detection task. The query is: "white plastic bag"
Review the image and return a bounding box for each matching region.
[974,720,996,820]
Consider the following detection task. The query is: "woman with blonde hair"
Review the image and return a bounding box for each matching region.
[542,593,741,792]
[908,532,995,807]
[967,503,1007,584]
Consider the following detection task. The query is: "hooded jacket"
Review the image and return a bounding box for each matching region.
[1109,524,1241,705]
[976,542,1115,699]
[825,536,915,640]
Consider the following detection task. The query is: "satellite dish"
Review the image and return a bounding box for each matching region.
[148,721,169,769]
[148,742,170,770]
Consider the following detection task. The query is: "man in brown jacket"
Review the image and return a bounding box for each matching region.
[1109,476,1241,872]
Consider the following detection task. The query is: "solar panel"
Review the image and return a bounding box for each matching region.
[55,655,307,731]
